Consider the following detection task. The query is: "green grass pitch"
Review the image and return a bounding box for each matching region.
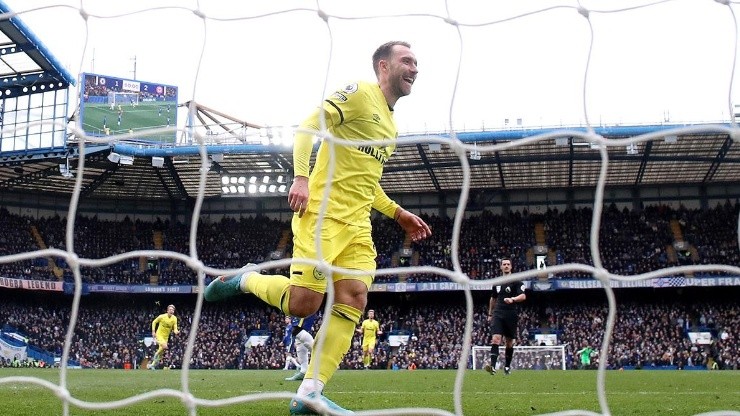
[0,368,738,415]
[80,102,176,142]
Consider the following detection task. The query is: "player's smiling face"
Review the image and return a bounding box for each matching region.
[388,45,417,98]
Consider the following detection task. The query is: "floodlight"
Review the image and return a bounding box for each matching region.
[469,143,481,160]
[119,155,134,165]
[107,152,121,163]
[221,176,229,185]
[222,186,230,193]
[59,160,73,178]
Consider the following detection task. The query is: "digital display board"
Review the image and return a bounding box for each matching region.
[80,73,178,143]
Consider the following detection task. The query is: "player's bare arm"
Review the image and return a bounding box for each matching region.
[487,297,495,321]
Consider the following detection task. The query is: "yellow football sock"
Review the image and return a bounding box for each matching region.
[363,354,370,367]
[153,348,163,364]
[306,303,362,384]
[244,273,291,314]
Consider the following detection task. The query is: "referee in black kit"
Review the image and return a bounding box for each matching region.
[485,257,526,375]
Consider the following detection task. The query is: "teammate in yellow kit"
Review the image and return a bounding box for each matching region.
[148,304,179,369]
[357,309,382,369]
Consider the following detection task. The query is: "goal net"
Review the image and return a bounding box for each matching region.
[0,2,738,416]
[107,91,139,106]
[471,345,567,371]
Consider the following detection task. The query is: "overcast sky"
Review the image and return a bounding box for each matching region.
[5,0,740,135]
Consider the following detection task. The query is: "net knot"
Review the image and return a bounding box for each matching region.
[577,6,590,19]
[317,9,329,22]
[714,0,730,5]
[181,392,196,408]
[66,252,80,269]
[730,128,740,142]
[444,17,459,26]
[192,9,206,19]
[55,387,71,401]
[78,8,88,21]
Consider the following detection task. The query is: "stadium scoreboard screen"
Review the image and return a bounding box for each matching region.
[79,73,178,143]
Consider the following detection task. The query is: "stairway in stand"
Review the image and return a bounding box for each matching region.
[29,225,62,280]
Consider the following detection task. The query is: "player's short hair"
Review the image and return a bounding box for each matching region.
[500,257,512,266]
[372,41,411,76]
[167,304,176,311]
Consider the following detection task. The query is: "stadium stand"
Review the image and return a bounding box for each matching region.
[0,289,737,371]
[1,203,736,285]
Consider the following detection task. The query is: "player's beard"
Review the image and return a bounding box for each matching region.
[391,76,412,99]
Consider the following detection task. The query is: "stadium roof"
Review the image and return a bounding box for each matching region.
[0,0,76,98]
[0,5,736,203]
[0,122,737,202]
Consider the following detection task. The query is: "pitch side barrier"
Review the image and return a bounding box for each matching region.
[1,275,740,294]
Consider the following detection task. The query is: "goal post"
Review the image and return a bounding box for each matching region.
[107,91,139,106]
[471,345,567,370]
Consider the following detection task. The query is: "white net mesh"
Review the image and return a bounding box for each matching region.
[1,1,740,416]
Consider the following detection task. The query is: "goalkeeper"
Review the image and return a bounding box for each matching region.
[576,343,594,369]
[485,258,526,375]
[148,304,179,370]
[204,41,431,415]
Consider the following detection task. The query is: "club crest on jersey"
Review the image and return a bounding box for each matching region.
[505,286,511,293]
[372,114,381,123]
[342,83,359,94]
[313,268,326,281]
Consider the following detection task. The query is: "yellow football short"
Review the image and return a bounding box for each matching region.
[362,338,377,351]
[289,212,376,293]
[155,334,169,346]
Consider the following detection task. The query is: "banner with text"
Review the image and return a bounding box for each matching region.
[0,277,63,292]
[2,275,738,294]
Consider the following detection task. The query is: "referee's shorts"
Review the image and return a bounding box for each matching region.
[491,311,518,339]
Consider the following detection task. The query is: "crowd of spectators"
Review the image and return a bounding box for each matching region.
[0,290,737,372]
[0,202,737,285]
[0,202,737,372]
